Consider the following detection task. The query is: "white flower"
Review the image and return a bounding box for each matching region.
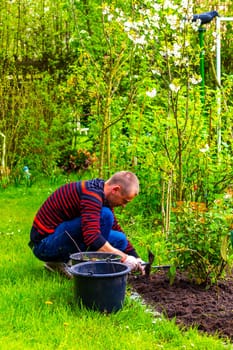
[137,21,144,27]
[159,50,166,57]
[199,144,209,153]
[151,69,161,76]
[164,0,178,10]
[128,34,147,46]
[189,76,202,84]
[166,14,178,30]
[180,0,189,9]
[151,14,160,29]
[115,8,124,17]
[211,44,216,52]
[124,21,133,29]
[146,88,157,98]
[151,3,161,12]
[169,83,180,93]
[172,43,182,58]
[108,14,114,21]
[191,19,201,31]
[102,6,110,15]
[137,35,147,45]
[80,30,88,35]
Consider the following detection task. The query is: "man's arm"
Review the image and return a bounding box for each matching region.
[111,208,139,257]
[97,241,127,261]
[98,241,145,274]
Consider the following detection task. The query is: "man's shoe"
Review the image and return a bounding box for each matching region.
[44,261,73,280]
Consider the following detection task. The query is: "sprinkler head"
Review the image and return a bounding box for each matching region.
[192,11,219,25]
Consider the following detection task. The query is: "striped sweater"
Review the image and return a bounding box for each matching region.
[30,178,138,256]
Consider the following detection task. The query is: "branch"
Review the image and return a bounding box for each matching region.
[0,131,6,169]
[103,87,137,131]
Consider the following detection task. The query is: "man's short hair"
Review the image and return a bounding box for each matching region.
[107,171,139,195]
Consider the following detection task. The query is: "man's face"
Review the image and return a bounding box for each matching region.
[106,185,136,208]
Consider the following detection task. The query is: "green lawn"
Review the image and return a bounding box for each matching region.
[0,182,232,350]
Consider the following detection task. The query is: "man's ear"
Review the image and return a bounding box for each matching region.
[111,185,121,193]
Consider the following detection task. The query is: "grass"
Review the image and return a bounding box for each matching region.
[0,180,232,349]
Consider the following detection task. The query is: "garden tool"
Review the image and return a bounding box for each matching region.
[143,250,171,277]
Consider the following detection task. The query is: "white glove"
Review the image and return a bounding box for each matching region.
[136,258,146,275]
[136,258,146,265]
[123,255,139,271]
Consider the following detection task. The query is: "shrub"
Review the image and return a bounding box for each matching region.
[59,149,97,173]
[168,203,232,285]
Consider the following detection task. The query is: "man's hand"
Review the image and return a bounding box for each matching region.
[123,256,145,275]
[136,258,146,275]
[123,255,138,271]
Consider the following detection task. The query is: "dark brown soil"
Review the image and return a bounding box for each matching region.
[129,270,233,342]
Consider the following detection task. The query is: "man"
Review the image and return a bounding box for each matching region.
[29,171,145,278]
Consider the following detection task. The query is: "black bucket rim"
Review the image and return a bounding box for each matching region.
[70,251,122,262]
[70,261,130,278]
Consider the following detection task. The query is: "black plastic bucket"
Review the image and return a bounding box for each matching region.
[70,252,121,265]
[70,261,130,313]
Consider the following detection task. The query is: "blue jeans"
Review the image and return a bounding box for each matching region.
[33,207,128,262]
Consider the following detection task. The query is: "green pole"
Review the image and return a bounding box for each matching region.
[198,27,206,107]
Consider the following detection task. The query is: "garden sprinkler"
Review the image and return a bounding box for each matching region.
[192,11,219,111]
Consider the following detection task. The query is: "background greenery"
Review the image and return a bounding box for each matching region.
[1,1,233,346]
[1,0,233,208]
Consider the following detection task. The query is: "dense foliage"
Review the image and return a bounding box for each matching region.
[169,203,231,284]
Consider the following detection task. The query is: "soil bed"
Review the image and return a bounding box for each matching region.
[129,270,233,342]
